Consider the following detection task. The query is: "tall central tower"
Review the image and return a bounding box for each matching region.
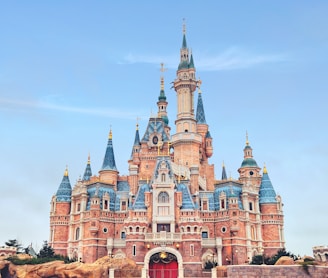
[171,23,202,168]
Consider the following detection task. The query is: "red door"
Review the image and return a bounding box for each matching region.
[149,260,178,278]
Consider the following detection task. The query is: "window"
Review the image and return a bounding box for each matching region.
[121,201,127,211]
[202,231,208,238]
[202,200,208,210]
[190,244,194,256]
[157,224,170,232]
[221,226,227,233]
[121,232,126,239]
[77,203,81,212]
[158,206,169,215]
[249,202,253,211]
[103,227,108,233]
[75,228,80,240]
[161,173,166,182]
[221,199,225,209]
[158,192,169,203]
[104,200,108,210]
[132,245,136,256]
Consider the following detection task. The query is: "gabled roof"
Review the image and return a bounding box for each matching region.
[141,118,169,142]
[132,183,150,210]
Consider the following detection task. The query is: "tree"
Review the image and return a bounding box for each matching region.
[38,241,55,258]
[5,239,23,253]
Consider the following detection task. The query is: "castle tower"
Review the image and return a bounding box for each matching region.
[259,165,285,256]
[238,133,261,187]
[99,129,119,184]
[171,22,203,172]
[49,167,71,256]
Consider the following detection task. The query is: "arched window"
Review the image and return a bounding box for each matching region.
[158,192,169,203]
[75,227,80,240]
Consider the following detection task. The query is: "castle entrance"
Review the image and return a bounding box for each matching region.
[148,252,178,278]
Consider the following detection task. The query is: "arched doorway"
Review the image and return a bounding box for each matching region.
[149,252,178,278]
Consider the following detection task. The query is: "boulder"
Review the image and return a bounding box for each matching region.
[275,256,295,265]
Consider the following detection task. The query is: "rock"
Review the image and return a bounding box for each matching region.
[275,256,295,265]
[0,256,141,278]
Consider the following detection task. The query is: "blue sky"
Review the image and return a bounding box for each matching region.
[1,1,327,256]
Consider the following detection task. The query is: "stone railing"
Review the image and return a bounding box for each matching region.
[201,238,216,247]
[144,232,182,244]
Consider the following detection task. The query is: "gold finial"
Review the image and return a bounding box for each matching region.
[136,117,140,130]
[198,78,202,94]
[88,153,91,164]
[222,161,225,167]
[109,126,112,140]
[160,63,167,91]
[246,131,249,146]
[182,18,186,35]
[64,165,69,177]
[263,163,268,174]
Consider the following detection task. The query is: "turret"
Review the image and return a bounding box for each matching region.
[99,129,119,184]
[238,132,261,186]
[259,165,285,255]
[50,167,71,256]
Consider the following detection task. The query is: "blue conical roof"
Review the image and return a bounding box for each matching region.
[101,130,117,171]
[82,155,92,181]
[259,166,277,204]
[222,163,227,180]
[196,91,206,124]
[56,168,72,202]
[182,33,187,49]
[189,52,195,68]
[133,126,140,146]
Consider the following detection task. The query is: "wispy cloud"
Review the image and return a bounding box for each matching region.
[120,47,286,71]
[0,97,147,120]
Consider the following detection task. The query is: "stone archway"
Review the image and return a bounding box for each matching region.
[142,247,184,278]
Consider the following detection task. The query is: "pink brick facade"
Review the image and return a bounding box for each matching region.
[49,26,285,277]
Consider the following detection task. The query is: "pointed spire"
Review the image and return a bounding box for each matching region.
[222,161,227,180]
[246,131,249,146]
[189,49,195,69]
[182,18,187,48]
[134,122,140,146]
[259,165,277,204]
[196,81,206,124]
[56,167,72,202]
[158,63,167,101]
[130,121,141,160]
[101,128,117,171]
[82,154,92,181]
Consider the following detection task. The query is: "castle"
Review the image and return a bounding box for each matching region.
[49,25,285,277]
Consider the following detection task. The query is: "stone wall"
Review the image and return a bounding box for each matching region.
[216,265,328,278]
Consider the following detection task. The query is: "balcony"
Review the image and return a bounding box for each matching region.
[201,238,216,247]
[145,232,182,245]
